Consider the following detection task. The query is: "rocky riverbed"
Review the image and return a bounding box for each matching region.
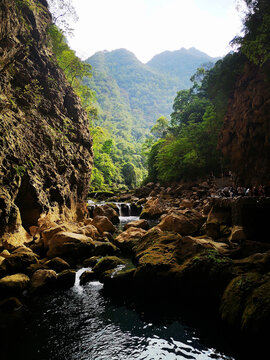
[1,179,270,357]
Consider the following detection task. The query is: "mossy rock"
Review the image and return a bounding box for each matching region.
[0,273,30,298]
[170,250,235,306]
[92,256,126,277]
[220,272,261,329]
[4,249,39,273]
[241,274,270,337]
[79,270,97,285]
[83,256,101,268]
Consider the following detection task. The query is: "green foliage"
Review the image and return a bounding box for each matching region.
[201,52,245,118]
[121,162,137,187]
[144,60,234,183]
[150,116,169,139]
[48,25,92,86]
[82,48,217,190]
[171,89,212,129]
[14,165,26,177]
[232,0,270,66]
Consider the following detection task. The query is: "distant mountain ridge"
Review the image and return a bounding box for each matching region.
[84,47,219,138]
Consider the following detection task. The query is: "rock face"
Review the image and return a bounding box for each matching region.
[0,0,93,248]
[219,61,270,186]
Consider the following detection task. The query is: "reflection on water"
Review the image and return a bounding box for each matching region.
[0,272,236,360]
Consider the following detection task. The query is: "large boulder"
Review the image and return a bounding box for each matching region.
[220,272,261,331]
[158,209,204,236]
[29,269,57,294]
[92,256,125,278]
[75,225,100,239]
[0,273,30,298]
[205,205,232,240]
[140,198,167,219]
[44,257,70,273]
[114,227,147,253]
[42,225,69,249]
[79,270,96,285]
[4,247,39,273]
[93,205,120,225]
[57,269,76,288]
[46,231,95,261]
[91,216,116,234]
[124,219,149,230]
[92,241,119,256]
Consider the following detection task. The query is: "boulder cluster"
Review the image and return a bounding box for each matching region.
[1,178,270,350]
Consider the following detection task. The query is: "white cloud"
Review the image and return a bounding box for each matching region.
[68,0,244,62]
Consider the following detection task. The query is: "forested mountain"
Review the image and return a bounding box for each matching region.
[147,47,219,88]
[85,47,218,133]
[83,47,218,190]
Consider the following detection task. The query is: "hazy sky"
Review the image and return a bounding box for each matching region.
[68,0,245,63]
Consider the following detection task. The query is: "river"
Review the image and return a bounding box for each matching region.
[0,209,239,360]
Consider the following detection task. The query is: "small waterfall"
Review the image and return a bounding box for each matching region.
[115,202,122,216]
[127,203,131,216]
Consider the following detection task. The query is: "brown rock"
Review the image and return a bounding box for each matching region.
[114,227,147,253]
[30,269,57,294]
[0,250,10,258]
[57,269,76,288]
[140,198,167,219]
[76,225,99,239]
[180,199,193,209]
[46,231,95,260]
[42,225,68,248]
[92,241,118,256]
[158,209,204,236]
[0,273,30,297]
[229,226,246,243]
[124,219,149,230]
[4,247,39,273]
[93,205,120,225]
[91,216,115,234]
[219,61,270,186]
[44,257,70,272]
[92,256,125,277]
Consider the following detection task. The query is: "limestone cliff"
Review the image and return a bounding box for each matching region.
[0,0,93,248]
[219,61,270,186]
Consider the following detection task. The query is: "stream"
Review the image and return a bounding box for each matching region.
[0,204,239,360]
[0,270,236,360]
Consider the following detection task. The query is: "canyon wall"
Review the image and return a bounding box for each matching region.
[219,61,270,186]
[0,0,93,248]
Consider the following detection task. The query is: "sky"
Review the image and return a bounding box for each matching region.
[67,0,245,63]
